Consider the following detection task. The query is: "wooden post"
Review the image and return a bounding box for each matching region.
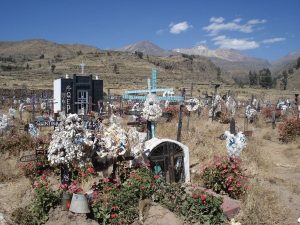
[61,164,71,184]
[230,118,236,135]
[272,111,276,129]
[177,89,185,142]
[31,95,35,123]
[211,84,220,122]
[187,111,191,131]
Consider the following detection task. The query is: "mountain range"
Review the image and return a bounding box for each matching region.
[117,41,300,76]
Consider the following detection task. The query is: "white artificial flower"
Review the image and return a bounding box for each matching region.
[224,131,247,157]
[142,94,162,121]
[185,98,200,112]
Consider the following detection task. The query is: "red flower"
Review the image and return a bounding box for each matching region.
[231,164,236,169]
[111,213,117,219]
[154,174,160,179]
[145,163,151,168]
[87,167,95,174]
[223,164,227,169]
[233,169,238,173]
[193,193,198,199]
[112,205,118,210]
[200,194,206,203]
[228,186,234,191]
[104,177,110,183]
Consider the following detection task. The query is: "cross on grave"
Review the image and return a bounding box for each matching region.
[79,62,86,75]
[122,67,184,139]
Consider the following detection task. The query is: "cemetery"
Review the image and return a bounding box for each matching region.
[0,66,299,225]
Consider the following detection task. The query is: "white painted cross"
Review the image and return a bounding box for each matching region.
[79,62,86,75]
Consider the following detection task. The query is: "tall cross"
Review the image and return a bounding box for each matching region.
[79,62,86,75]
[122,67,184,139]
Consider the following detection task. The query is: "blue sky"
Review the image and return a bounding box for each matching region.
[1,0,299,60]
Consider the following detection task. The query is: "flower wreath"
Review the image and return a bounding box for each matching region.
[185,98,200,112]
[142,94,162,121]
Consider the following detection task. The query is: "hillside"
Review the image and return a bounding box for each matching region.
[271,51,300,75]
[287,68,300,90]
[0,39,223,92]
[0,39,99,60]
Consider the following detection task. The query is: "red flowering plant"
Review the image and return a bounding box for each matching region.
[278,117,300,143]
[90,166,158,224]
[30,171,61,225]
[261,107,281,119]
[181,190,224,224]
[200,156,248,199]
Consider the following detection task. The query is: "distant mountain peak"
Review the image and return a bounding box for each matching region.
[118,41,171,56]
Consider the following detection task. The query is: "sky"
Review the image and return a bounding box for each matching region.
[0,0,299,61]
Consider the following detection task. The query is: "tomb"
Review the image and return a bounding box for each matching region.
[144,138,190,183]
[53,74,103,115]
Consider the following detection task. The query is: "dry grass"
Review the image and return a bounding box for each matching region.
[238,183,288,225]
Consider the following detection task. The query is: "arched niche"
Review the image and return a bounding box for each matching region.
[144,138,190,183]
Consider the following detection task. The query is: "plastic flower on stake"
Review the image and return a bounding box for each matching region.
[47,114,88,166]
[185,98,200,112]
[97,115,128,158]
[224,131,247,157]
[142,94,162,122]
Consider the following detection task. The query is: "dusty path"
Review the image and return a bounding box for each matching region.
[254,126,300,224]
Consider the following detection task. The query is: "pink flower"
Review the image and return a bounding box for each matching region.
[200,194,206,203]
[193,193,198,199]
[111,213,117,219]
[228,186,234,191]
[154,174,160,179]
[87,167,95,174]
[104,177,110,183]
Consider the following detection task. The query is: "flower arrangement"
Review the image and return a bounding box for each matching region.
[47,114,88,166]
[245,105,257,122]
[185,98,200,112]
[224,131,247,158]
[96,115,128,159]
[200,156,248,199]
[142,94,162,121]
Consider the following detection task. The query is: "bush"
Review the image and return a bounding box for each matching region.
[278,117,300,143]
[0,133,36,156]
[30,176,61,225]
[201,156,248,199]
[261,107,281,119]
[91,166,225,224]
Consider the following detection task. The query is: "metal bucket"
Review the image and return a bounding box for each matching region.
[69,193,90,214]
[61,192,72,211]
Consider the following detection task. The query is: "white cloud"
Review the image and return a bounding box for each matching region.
[212,35,259,50]
[203,17,266,36]
[233,18,242,23]
[169,21,192,34]
[210,17,224,23]
[247,19,267,25]
[156,29,166,35]
[196,40,207,45]
[261,37,286,44]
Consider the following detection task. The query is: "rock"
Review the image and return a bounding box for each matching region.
[0,212,7,225]
[45,207,98,225]
[143,204,184,225]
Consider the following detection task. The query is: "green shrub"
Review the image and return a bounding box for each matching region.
[201,156,248,199]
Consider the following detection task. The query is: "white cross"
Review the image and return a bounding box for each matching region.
[79,62,86,74]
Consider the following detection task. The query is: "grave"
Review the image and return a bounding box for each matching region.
[144,138,190,183]
[53,74,103,115]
